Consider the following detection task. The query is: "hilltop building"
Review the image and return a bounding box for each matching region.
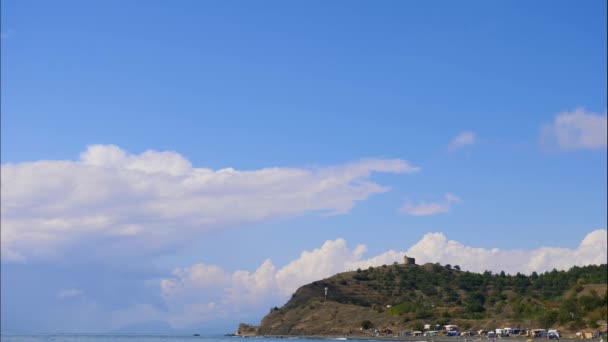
[403,255,416,265]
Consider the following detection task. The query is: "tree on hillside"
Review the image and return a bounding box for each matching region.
[361,320,374,329]
[539,310,558,329]
[412,322,424,332]
[464,292,486,313]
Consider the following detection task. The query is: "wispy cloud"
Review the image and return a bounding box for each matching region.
[541,108,607,151]
[448,131,476,151]
[1,145,420,263]
[57,289,83,299]
[399,193,460,216]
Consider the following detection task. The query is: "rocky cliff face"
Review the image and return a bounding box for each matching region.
[236,323,259,336]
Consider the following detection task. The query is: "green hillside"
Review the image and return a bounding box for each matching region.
[246,262,607,336]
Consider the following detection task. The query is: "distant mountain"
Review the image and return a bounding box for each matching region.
[239,262,607,336]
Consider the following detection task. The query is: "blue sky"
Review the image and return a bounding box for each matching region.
[1,0,607,334]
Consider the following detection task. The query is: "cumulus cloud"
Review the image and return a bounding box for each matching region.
[157,238,405,327]
[541,108,607,150]
[407,229,608,274]
[400,193,461,216]
[448,131,476,151]
[0,145,419,263]
[159,229,607,327]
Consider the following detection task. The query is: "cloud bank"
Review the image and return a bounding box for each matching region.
[159,229,607,327]
[400,193,461,216]
[1,145,419,262]
[541,108,607,150]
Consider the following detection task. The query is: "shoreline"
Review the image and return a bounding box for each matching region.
[236,335,595,342]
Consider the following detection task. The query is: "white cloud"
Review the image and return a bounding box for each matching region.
[0,145,419,262]
[158,229,607,327]
[408,229,608,274]
[157,238,399,327]
[274,239,367,297]
[400,193,461,216]
[57,289,84,299]
[448,131,476,151]
[541,108,607,150]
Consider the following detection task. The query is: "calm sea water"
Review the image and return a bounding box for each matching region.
[0,336,337,342]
